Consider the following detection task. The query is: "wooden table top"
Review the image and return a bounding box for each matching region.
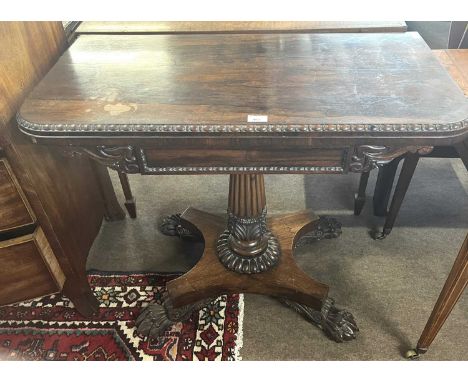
[433,49,468,96]
[17,32,468,138]
[76,21,407,35]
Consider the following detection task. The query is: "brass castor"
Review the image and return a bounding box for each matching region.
[371,229,390,240]
[404,349,421,360]
[405,349,419,359]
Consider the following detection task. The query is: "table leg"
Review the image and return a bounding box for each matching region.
[454,139,468,171]
[91,162,126,221]
[354,170,370,215]
[62,278,100,317]
[117,171,137,219]
[373,156,403,217]
[136,174,358,342]
[405,233,468,359]
[373,153,419,240]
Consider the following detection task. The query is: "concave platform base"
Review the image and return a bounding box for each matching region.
[136,207,358,343]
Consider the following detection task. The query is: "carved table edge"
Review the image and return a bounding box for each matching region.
[16,113,468,135]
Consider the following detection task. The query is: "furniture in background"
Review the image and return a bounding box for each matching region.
[354,49,468,357]
[0,22,124,314]
[0,151,65,305]
[406,232,468,359]
[17,32,468,353]
[354,49,468,239]
[448,21,468,49]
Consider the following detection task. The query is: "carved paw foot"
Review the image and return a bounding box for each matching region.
[135,292,212,339]
[160,214,200,240]
[320,298,359,342]
[135,301,174,338]
[278,297,358,343]
[295,216,342,248]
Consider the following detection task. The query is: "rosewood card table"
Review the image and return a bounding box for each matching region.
[17,32,468,349]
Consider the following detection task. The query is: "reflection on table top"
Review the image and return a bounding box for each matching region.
[18,32,468,137]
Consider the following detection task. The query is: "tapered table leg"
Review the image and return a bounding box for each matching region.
[373,153,419,239]
[354,171,370,215]
[373,157,403,217]
[118,171,137,219]
[91,162,126,221]
[62,276,99,317]
[406,233,468,359]
[454,138,468,171]
[136,174,358,342]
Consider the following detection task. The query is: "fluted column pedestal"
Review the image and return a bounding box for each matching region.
[217,174,280,274]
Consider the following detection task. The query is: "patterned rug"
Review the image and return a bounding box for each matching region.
[0,272,244,361]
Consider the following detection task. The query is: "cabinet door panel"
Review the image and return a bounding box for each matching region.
[0,158,36,239]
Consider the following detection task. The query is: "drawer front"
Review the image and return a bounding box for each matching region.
[0,228,65,306]
[0,158,36,239]
[139,148,347,174]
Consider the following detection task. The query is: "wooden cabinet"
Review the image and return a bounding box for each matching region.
[0,154,64,306]
[0,153,62,306]
[0,228,65,305]
[0,158,36,240]
[0,22,123,316]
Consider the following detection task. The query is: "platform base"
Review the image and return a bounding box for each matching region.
[135,208,358,343]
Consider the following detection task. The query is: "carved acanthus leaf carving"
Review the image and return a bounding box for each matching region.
[65,145,140,173]
[349,145,433,173]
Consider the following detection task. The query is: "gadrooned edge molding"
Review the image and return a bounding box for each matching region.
[16,114,468,135]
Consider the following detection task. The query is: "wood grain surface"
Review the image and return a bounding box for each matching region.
[142,147,346,170]
[433,49,468,96]
[0,22,66,128]
[0,229,61,305]
[18,32,468,133]
[0,22,109,316]
[167,208,328,309]
[0,158,35,238]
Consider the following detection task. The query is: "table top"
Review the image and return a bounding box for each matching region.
[75,21,407,34]
[433,49,468,96]
[17,32,468,138]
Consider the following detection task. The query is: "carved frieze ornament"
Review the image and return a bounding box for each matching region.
[349,145,433,173]
[64,145,140,173]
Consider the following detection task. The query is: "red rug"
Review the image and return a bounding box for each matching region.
[0,272,244,361]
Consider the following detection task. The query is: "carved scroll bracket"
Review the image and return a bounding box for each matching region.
[63,145,141,173]
[349,145,434,173]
